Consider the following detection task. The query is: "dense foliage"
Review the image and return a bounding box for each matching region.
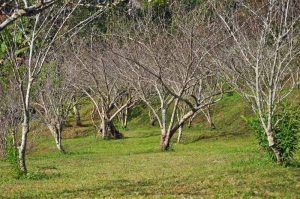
[246,104,300,164]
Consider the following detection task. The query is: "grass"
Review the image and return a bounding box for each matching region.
[0,93,300,198]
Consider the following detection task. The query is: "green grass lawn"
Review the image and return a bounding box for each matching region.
[0,94,300,198]
[1,130,299,198]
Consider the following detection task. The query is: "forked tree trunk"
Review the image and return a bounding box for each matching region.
[163,109,196,150]
[47,123,65,154]
[19,113,29,174]
[161,137,171,150]
[100,117,123,139]
[161,128,177,150]
[54,132,65,154]
[160,128,168,150]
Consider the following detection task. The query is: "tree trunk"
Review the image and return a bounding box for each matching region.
[54,132,65,154]
[19,115,29,175]
[205,108,216,130]
[160,129,166,150]
[160,129,171,150]
[160,108,170,150]
[177,124,183,144]
[73,104,81,127]
[266,130,282,164]
[101,117,123,139]
[122,106,128,129]
[101,118,108,138]
[188,113,196,128]
[47,124,65,154]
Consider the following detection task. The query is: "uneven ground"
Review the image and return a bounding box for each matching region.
[0,93,300,198]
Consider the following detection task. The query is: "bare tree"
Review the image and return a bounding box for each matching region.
[34,50,75,153]
[184,96,216,130]
[71,41,136,139]
[111,5,225,150]
[0,0,103,174]
[0,81,21,155]
[116,90,134,129]
[175,101,217,144]
[72,96,82,127]
[176,102,189,143]
[214,0,300,163]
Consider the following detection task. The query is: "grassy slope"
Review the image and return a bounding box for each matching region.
[0,93,299,198]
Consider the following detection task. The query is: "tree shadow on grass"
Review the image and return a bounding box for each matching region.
[50,177,209,198]
[17,171,63,180]
[286,161,300,169]
[186,131,249,144]
[66,151,96,156]
[125,148,163,156]
[126,131,160,139]
[48,179,155,197]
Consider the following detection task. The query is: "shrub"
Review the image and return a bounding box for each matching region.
[245,103,300,165]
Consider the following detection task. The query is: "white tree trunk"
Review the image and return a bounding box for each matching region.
[123,106,128,129]
[177,124,183,144]
[204,108,216,129]
[73,104,81,126]
[266,129,282,164]
[19,113,29,174]
[120,106,128,129]
[160,128,170,150]
[101,118,108,138]
[160,108,170,150]
[47,124,65,154]
[188,113,196,128]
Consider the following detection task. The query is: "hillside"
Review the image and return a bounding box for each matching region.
[0,93,299,198]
